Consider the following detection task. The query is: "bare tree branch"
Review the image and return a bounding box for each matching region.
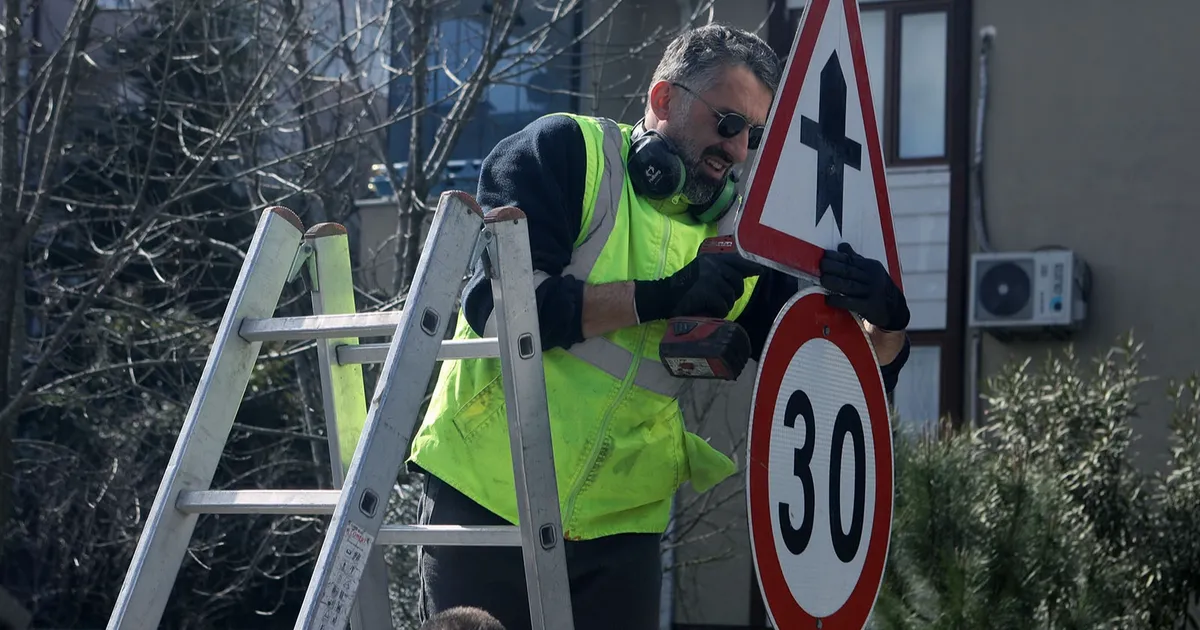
[0,0,741,625]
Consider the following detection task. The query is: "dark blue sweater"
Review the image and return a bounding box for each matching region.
[459,114,909,393]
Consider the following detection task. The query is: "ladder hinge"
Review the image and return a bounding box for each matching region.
[289,243,315,290]
[473,229,494,279]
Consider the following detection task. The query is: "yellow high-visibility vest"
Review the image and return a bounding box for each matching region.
[408,113,758,540]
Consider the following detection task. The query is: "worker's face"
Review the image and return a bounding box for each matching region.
[660,65,772,205]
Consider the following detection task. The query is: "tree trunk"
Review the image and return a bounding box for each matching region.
[394,0,432,294]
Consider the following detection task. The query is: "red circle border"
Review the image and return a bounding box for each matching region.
[747,290,894,629]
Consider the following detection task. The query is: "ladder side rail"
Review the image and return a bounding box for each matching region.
[485,207,576,630]
[305,223,395,630]
[293,191,487,630]
[304,224,365,489]
[107,207,307,630]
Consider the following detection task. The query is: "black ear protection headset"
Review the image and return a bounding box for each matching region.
[626,121,740,224]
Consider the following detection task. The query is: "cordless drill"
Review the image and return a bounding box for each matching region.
[658,236,753,381]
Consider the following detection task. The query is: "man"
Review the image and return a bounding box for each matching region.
[407,23,911,630]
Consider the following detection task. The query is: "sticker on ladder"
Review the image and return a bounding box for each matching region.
[312,521,376,630]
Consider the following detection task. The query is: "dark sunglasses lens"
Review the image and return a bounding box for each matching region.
[717,114,747,138]
[748,127,763,150]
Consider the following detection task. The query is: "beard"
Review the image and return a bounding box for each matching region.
[674,134,733,205]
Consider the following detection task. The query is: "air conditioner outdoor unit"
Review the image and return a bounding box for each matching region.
[968,249,1091,341]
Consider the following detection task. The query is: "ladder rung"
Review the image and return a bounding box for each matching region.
[240,313,400,341]
[176,491,521,546]
[337,338,500,364]
[178,490,338,514]
[376,525,521,547]
[239,315,500,362]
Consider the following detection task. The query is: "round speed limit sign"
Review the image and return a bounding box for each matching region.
[747,287,894,628]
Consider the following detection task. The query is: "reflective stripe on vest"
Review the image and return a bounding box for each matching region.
[480,118,688,398]
[559,118,685,399]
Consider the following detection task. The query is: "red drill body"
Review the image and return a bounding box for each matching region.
[659,236,754,381]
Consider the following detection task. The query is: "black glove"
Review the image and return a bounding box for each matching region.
[819,242,910,331]
[634,251,763,322]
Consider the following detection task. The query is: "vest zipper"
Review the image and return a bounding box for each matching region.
[561,213,675,536]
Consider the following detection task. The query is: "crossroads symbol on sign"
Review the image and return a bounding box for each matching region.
[800,51,862,236]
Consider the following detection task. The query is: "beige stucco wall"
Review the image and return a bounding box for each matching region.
[969,0,1200,472]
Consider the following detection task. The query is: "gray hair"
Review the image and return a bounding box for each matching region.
[419,606,506,630]
[650,23,782,111]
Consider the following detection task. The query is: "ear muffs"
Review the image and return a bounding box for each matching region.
[627,128,686,199]
[626,123,742,224]
[690,170,740,224]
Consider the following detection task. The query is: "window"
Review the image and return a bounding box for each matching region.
[890,343,942,432]
[386,2,581,170]
[785,0,951,165]
[897,10,948,160]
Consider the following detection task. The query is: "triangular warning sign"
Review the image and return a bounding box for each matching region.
[734,0,903,292]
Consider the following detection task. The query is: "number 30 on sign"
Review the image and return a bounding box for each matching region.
[747,287,893,629]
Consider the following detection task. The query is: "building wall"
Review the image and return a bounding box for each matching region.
[578,0,679,120]
[579,0,774,121]
[968,0,1200,471]
[891,166,951,331]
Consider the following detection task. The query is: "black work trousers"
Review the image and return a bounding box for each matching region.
[416,472,664,630]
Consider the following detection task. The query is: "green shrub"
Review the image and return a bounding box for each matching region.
[871,335,1200,629]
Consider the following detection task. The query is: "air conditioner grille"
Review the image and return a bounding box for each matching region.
[975,258,1034,321]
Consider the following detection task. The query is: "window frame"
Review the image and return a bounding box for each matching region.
[783,0,954,167]
[894,331,948,423]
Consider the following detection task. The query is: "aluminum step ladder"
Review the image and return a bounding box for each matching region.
[106,191,575,630]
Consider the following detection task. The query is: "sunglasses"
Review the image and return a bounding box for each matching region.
[671,82,765,150]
